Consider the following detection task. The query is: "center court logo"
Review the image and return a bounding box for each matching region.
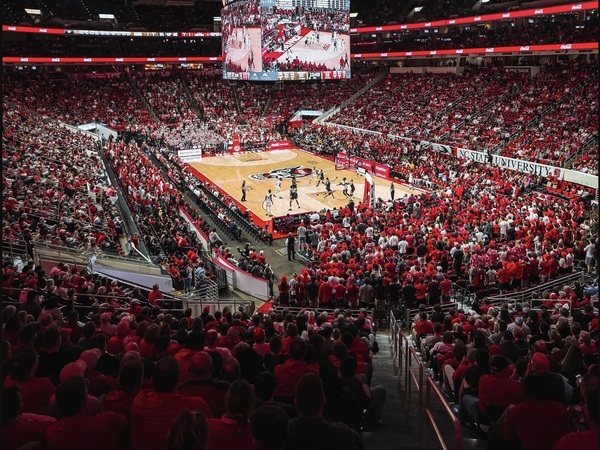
[249,166,313,181]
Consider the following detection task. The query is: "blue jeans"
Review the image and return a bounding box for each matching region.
[184,277,192,293]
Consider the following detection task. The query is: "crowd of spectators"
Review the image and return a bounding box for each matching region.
[350,14,599,54]
[411,293,598,449]
[141,140,275,280]
[2,37,222,59]
[446,65,592,152]
[102,137,275,284]
[4,64,596,172]
[3,107,123,257]
[499,70,598,166]
[3,72,153,131]
[2,268,383,450]
[328,61,597,172]
[102,138,223,292]
[133,72,197,124]
[4,11,597,60]
[288,125,597,308]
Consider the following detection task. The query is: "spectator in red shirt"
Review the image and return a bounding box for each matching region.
[440,275,453,303]
[281,322,300,355]
[102,357,144,423]
[477,356,523,423]
[274,340,318,401]
[553,389,599,450]
[148,284,164,306]
[46,377,127,450]
[414,312,434,338]
[500,374,574,450]
[208,380,260,450]
[131,357,213,450]
[318,276,334,306]
[2,386,56,450]
[3,347,55,416]
[178,351,229,419]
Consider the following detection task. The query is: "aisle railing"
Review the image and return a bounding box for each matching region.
[389,311,463,449]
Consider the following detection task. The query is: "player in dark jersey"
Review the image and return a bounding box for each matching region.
[289,181,300,210]
[323,177,335,198]
[316,169,325,187]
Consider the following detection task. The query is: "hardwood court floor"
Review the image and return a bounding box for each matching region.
[190,148,421,221]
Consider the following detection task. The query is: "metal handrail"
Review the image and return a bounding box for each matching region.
[269,305,374,317]
[487,271,584,304]
[406,344,424,404]
[169,298,255,315]
[4,286,176,306]
[425,377,463,450]
[2,238,31,261]
[33,239,158,268]
[405,302,459,329]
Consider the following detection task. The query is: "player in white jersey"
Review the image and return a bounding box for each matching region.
[338,177,350,198]
[309,166,318,184]
[275,177,283,198]
[264,190,274,216]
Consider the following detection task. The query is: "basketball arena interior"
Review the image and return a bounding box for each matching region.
[2,0,599,449]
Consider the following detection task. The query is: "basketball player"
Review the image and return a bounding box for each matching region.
[390,182,395,201]
[241,180,247,202]
[349,179,356,198]
[289,181,300,210]
[275,177,283,198]
[338,177,350,198]
[265,190,274,217]
[323,177,335,198]
[309,166,318,185]
[316,169,325,187]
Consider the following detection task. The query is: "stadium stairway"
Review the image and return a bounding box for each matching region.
[363,330,487,450]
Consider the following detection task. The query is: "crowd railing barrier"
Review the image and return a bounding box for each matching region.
[425,377,463,450]
[406,344,425,404]
[391,320,466,448]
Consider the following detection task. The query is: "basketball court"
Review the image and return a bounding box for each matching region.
[188,147,421,223]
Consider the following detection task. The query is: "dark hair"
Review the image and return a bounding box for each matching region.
[442,331,454,344]
[186,332,202,350]
[332,341,348,360]
[9,347,38,381]
[341,332,354,349]
[522,374,547,400]
[289,340,306,361]
[164,409,209,450]
[254,371,278,402]
[269,334,282,354]
[153,357,179,393]
[586,389,599,426]
[89,333,107,351]
[118,359,144,393]
[225,380,254,427]
[453,341,467,360]
[55,377,87,417]
[251,405,288,450]
[475,348,490,371]
[295,373,324,418]
[43,324,61,349]
[340,356,358,379]
[2,386,21,425]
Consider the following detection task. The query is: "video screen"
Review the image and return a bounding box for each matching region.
[222,0,263,76]
[223,0,351,81]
